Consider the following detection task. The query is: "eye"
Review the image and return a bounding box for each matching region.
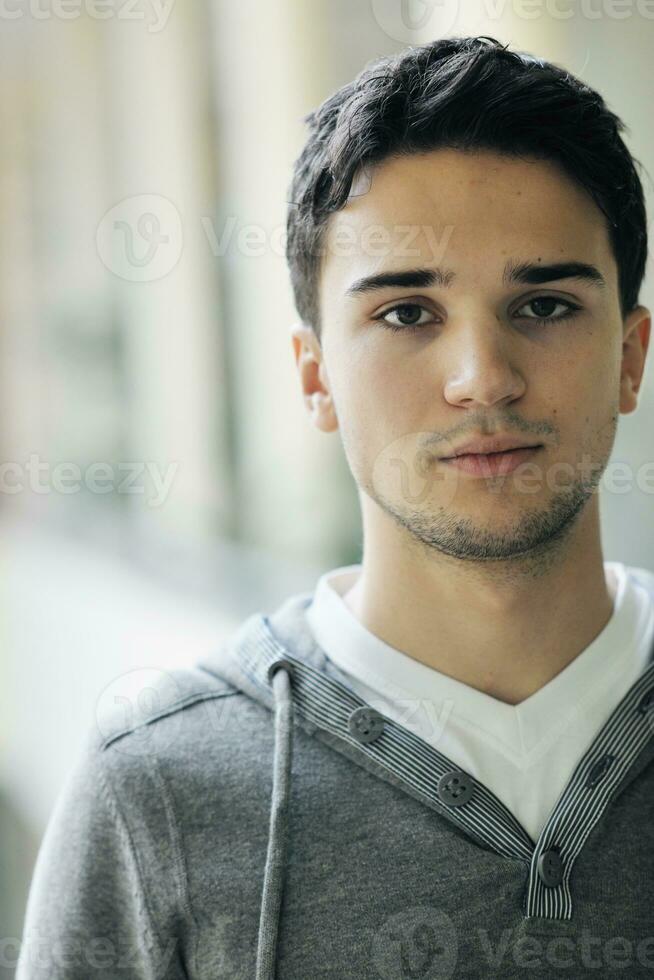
[374,295,583,333]
[514,296,582,324]
[374,303,436,332]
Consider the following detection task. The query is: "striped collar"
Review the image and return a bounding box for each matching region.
[225,599,654,920]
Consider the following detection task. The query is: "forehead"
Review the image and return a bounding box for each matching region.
[319,148,615,300]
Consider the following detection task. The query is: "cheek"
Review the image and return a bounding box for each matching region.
[348,351,423,427]
[353,339,430,400]
[330,349,415,470]
[540,335,618,405]
[540,358,620,464]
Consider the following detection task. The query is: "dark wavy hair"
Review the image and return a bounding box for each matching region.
[286,35,649,341]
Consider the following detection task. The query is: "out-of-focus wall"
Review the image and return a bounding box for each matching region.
[558,12,654,562]
[0,1,652,973]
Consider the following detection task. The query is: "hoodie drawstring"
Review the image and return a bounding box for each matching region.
[255,662,294,979]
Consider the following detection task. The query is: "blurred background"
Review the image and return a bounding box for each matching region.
[0,1,652,973]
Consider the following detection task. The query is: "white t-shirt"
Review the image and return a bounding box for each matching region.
[306,561,654,843]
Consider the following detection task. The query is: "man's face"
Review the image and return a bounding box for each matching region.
[294,148,650,561]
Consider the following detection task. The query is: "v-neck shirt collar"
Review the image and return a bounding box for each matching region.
[306,561,654,767]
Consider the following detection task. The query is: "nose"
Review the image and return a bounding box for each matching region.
[441,317,526,409]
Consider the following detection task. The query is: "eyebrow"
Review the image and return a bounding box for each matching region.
[344,260,607,296]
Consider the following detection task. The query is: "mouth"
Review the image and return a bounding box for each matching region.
[441,445,543,477]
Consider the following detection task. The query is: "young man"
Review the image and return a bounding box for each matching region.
[17,35,653,979]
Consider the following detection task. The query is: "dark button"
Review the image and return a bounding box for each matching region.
[637,688,654,714]
[585,753,615,789]
[267,658,294,684]
[538,847,563,887]
[348,706,385,743]
[436,770,474,807]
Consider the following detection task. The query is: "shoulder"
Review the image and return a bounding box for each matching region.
[50,661,274,886]
[627,563,654,602]
[85,659,276,780]
[20,660,274,976]
[84,657,280,802]
[94,663,242,753]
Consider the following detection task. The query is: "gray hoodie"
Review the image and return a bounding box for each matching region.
[16,588,654,978]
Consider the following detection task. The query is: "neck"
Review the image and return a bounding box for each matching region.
[343,497,615,706]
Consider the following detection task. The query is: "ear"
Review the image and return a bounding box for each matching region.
[290,323,339,432]
[619,305,651,415]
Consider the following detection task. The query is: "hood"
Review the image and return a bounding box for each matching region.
[197,589,362,980]
[200,588,357,702]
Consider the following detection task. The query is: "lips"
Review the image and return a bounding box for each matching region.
[441,439,542,459]
[456,447,534,458]
[441,445,542,477]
